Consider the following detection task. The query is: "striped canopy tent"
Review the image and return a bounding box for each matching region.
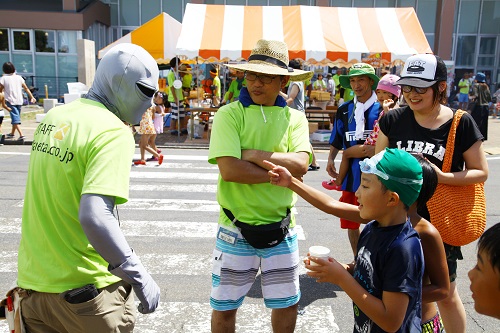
[98,12,182,64]
[176,4,432,66]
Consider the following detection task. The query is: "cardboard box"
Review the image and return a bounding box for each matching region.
[308,122,319,134]
[310,130,331,142]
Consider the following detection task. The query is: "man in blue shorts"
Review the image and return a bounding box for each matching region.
[208,39,313,333]
[458,73,470,111]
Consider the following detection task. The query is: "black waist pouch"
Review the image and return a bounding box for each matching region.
[223,208,291,249]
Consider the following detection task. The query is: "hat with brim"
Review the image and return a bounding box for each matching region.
[178,64,192,74]
[225,39,313,82]
[395,54,447,88]
[339,63,379,90]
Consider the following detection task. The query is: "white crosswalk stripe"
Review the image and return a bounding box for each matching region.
[0,152,338,333]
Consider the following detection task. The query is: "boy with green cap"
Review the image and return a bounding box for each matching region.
[270,148,423,332]
[326,62,381,257]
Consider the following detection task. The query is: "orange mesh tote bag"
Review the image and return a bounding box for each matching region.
[426,110,486,246]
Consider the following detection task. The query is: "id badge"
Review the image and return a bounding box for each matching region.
[217,227,238,245]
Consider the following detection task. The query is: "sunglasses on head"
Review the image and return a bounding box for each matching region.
[401,85,429,94]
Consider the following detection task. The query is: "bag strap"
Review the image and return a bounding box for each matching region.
[222,207,291,230]
[442,109,465,173]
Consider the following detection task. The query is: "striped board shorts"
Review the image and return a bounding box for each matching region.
[210,224,300,311]
[170,103,186,120]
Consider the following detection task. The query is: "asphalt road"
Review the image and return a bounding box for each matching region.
[0,147,498,332]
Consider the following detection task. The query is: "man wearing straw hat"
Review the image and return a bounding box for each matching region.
[208,39,313,332]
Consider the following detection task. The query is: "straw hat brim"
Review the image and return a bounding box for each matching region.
[226,61,313,82]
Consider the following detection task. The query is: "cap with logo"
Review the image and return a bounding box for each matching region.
[359,148,423,207]
[395,54,447,88]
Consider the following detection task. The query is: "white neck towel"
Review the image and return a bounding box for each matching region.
[353,91,377,140]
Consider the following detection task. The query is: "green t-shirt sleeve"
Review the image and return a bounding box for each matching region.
[289,110,313,162]
[82,128,134,204]
[208,105,242,164]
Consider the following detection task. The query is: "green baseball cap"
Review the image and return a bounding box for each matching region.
[339,63,379,90]
[359,148,423,207]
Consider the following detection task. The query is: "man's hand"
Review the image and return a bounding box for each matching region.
[326,159,338,179]
[109,251,160,314]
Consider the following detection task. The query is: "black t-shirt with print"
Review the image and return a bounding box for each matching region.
[378,106,483,219]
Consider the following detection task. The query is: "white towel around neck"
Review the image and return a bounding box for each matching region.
[353,91,378,140]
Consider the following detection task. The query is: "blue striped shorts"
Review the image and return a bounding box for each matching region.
[210,224,300,311]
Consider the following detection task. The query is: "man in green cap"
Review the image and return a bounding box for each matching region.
[326,63,381,257]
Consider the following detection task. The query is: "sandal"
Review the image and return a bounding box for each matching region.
[158,154,164,166]
[321,179,342,191]
[133,160,146,165]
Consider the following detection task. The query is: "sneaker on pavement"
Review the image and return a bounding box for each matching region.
[133,160,146,165]
[6,133,15,138]
[18,136,26,140]
[158,154,164,166]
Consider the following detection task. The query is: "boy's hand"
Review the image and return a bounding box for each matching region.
[305,255,350,285]
[263,160,292,188]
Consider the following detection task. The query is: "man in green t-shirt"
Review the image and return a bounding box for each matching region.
[208,39,313,333]
[458,73,470,110]
[168,57,188,135]
[17,44,160,332]
[222,70,246,104]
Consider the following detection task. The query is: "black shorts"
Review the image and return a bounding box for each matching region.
[444,243,463,283]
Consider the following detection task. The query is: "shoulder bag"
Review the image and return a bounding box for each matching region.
[426,109,486,246]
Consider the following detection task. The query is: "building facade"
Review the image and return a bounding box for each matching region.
[0,0,499,97]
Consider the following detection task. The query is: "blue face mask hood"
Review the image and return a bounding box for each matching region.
[86,43,159,125]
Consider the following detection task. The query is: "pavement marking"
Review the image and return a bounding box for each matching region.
[0,218,306,241]
[133,302,340,333]
[130,184,218,192]
[130,171,219,180]
[0,302,339,333]
[122,198,221,212]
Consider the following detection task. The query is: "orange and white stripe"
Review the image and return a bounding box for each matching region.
[176,4,432,65]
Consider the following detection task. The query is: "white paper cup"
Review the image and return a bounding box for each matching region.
[308,246,331,266]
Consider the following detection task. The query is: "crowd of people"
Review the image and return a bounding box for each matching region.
[1,38,499,333]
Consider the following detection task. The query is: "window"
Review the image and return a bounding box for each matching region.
[354,0,373,7]
[477,37,497,67]
[455,36,476,67]
[12,54,33,73]
[120,0,140,26]
[13,30,31,51]
[416,0,437,34]
[57,31,78,53]
[0,29,8,51]
[398,0,415,7]
[458,0,480,34]
[141,0,160,24]
[334,0,353,6]
[376,0,396,7]
[35,30,55,53]
[480,0,500,34]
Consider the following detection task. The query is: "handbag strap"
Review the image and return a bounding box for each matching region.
[442,109,466,173]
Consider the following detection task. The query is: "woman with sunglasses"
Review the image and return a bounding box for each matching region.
[375,54,488,333]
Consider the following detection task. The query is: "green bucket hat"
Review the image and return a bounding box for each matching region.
[339,63,379,90]
[359,148,423,207]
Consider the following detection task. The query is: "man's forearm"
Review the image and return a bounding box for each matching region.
[242,149,309,178]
